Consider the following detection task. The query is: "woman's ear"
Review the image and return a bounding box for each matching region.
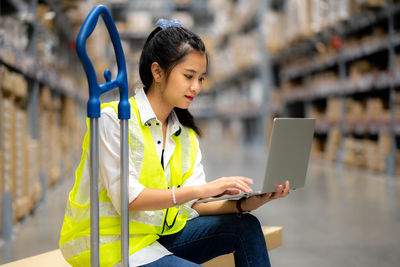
[151,62,164,82]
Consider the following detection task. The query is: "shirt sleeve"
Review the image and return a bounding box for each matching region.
[98,107,145,215]
[181,139,207,219]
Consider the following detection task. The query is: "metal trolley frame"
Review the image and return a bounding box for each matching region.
[76,5,130,267]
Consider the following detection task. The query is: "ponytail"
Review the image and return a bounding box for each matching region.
[174,108,202,137]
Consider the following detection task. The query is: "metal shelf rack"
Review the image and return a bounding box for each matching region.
[0,0,84,241]
[274,1,400,176]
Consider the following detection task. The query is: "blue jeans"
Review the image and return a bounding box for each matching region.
[140,213,270,267]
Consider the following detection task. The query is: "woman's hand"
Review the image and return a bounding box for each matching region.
[241,180,290,212]
[197,176,253,199]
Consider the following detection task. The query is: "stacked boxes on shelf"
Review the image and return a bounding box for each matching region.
[29,139,41,210]
[14,104,31,220]
[39,87,50,188]
[0,75,85,229]
[1,66,30,222]
[210,31,260,83]
[61,97,86,176]
[324,127,341,162]
[345,99,365,123]
[1,67,43,223]
[209,0,259,83]
[0,92,2,230]
[264,10,286,54]
[268,0,387,53]
[326,98,341,123]
[270,0,400,176]
[39,86,62,188]
[397,151,400,176]
[343,133,391,172]
[1,93,17,223]
[366,98,390,122]
[61,98,75,175]
[344,97,390,124]
[0,0,88,236]
[48,96,62,186]
[366,136,387,171]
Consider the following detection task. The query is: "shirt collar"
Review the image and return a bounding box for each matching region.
[134,87,157,126]
[134,88,182,134]
[167,108,182,136]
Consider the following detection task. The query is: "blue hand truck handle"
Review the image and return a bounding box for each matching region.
[76,5,130,119]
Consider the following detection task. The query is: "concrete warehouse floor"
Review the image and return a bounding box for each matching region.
[1,132,399,266]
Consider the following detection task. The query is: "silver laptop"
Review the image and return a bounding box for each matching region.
[197,118,316,203]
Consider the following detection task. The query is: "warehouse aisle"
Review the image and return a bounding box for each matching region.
[201,135,400,267]
[0,174,75,264]
[1,135,399,266]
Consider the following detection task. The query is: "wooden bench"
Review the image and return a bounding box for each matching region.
[1,226,282,267]
[204,226,282,267]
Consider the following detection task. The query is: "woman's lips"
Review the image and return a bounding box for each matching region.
[185,95,194,101]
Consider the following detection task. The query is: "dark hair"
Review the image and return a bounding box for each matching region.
[139,25,208,137]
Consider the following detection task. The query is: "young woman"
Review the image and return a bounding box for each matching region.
[59,19,290,267]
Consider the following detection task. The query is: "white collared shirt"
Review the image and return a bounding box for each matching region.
[98,88,206,266]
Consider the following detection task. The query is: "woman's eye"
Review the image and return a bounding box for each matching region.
[184,74,193,79]
[199,77,205,83]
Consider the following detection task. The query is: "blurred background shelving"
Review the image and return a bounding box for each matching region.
[0,0,87,240]
[266,0,400,178]
[192,0,400,178]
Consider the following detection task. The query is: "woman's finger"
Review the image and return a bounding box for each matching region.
[224,176,253,193]
[224,188,241,195]
[281,180,290,197]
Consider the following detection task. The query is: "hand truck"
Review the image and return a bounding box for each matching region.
[76,5,130,267]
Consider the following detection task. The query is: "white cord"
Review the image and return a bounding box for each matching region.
[171,186,178,208]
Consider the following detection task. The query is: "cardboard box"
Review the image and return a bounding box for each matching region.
[349,60,372,80]
[126,11,153,33]
[326,98,341,122]
[203,226,283,267]
[48,111,62,187]
[1,96,16,198]
[14,108,29,220]
[311,138,325,159]
[28,140,41,208]
[14,73,28,98]
[39,106,50,180]
[346,98,369,123]
[311,0,329,34]
[0,69,28,98]
[40,86,52,108]
[264,11,286,54]
[0,93,3,231]
[1,249,70,267]
[358,0,388,9]
[1,95,18,224]
[396,151,400,177]
[324,126,341,162]
[366,98,384,121]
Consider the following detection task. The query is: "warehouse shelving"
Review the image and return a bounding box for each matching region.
[41,0,75,41]
[0,0,85,240]
[191,0,272,145]
[272,1,400,176]
[0,45,77,98]
[196,0,400,174]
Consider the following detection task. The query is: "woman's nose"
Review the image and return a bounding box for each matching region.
[191,80,201,94]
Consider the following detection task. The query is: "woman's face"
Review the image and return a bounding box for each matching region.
[161,51,207,109]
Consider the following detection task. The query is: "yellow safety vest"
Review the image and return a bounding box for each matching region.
[59,97,198,267]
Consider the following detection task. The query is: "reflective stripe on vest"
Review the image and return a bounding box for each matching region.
[59,97,198,266]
